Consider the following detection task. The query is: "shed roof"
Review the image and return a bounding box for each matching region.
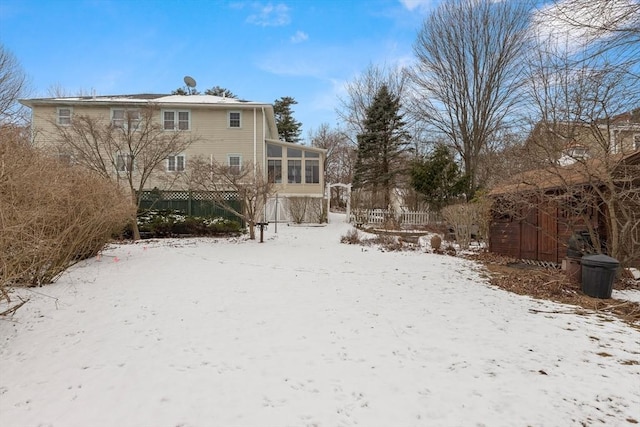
[489,150,640,196]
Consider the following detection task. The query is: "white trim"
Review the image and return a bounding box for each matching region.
[227,153,242,174]
[228,110,242,128]
[57,107,72,126]
[162,109,191,131]
[167,154,186,172]
[110,107,140,129]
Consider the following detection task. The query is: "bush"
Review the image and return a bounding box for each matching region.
[136,210,242,237]
[1,138,133,296]
[340,228,361,244]
[441,201,490,250]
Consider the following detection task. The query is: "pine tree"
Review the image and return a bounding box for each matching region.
[353,84,410,207]
[410,144,468,211]
[204,86,237,98]
[274,96,302,143]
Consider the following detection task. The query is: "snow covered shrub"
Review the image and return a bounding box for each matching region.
[0,139,133,292]
[136,210,241,237]
[341,228,361,244]
[374,234,404,251]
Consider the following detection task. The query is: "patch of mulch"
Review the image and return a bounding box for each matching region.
[466,251,640,329]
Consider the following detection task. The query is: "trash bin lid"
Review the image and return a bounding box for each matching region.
[581,254,620,268]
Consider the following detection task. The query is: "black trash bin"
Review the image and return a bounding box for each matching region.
[581,254,620,299]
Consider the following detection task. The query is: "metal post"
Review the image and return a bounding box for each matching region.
[275,194,278,234]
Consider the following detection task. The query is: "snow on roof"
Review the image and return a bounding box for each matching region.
[21,94,266,107]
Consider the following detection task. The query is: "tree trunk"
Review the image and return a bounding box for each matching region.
[130,191,141,240]
[130,217,141,241]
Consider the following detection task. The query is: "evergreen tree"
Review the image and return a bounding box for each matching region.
[410,144,468,211]
[171,87,201,95]
[353,84,411,207]
[274,96,302,143]
[204,86,237,98]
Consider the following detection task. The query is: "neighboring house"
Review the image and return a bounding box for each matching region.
[488,151,640,267]
[20,93,325,223]
[526,109,640,166]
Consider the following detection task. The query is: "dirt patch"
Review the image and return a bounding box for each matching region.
[467,251,640,328]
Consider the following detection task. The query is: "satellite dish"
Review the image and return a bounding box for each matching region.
[184,76,197,88]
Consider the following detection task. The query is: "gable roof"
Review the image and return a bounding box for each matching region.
[489,150,640,196]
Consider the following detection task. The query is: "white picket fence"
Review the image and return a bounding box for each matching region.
[351,209,441,226]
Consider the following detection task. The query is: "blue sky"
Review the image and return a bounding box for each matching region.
[0,0,438,141]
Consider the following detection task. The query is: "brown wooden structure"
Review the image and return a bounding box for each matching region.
[487,152,640,265]
[489,195,603,265]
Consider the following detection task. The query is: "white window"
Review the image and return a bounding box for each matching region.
[167,154,185,172]
[228,111,241,128]
[305,159,320,184]
[116,153,134,172]
[569,146,587,158]
[268,159,282,183]
[111,109,140,129]
[228,154,242,175]
[57,107,72,125]
[163,110,190,130]
[288,159,302,183]
[634,134,640,150]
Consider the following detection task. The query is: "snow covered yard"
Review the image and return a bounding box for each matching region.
[1,214,639,427]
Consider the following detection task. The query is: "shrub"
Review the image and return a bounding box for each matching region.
[136,210,241,237]
[1,138,133,296]
[340,228,361,244]
[288,197,310,224]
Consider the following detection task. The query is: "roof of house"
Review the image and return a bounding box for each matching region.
[489,150,640,196]
[19,94,266,108]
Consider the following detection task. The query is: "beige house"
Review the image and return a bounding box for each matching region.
[20,93,326,223]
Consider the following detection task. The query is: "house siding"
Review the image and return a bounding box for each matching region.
[23,94,327,223]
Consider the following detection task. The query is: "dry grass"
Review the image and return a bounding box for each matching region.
[467,252,640,328]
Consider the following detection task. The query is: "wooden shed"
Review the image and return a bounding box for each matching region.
[488,152,640,266]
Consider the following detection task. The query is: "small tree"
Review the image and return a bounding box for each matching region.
[188,158,274,240]
[51,104,196,240]
[410,144,468,212]
[274,96,302,143]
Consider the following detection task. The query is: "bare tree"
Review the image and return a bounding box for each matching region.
[337,63,410,147]
[52,104,196,240]
[407,0,531,198]
[309,123,356,208]
[188,158,274,240]
[536,0,640,59]
[0,44,29,124]
[493,19,640,268]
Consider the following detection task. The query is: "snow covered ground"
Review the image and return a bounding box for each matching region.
[1,213,639,427]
